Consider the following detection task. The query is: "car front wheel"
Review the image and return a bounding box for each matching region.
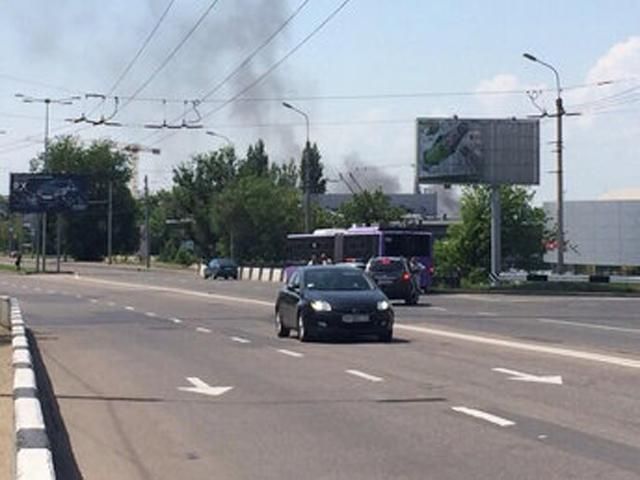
[297,313,311,342]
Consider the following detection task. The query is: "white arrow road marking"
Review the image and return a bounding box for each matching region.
[346,369,384,382]
[493,367,563,385]
[452,406,515,427]
[177,377,233,397]
[231,336,251,344]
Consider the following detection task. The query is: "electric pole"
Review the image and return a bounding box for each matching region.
[144,175,150,269]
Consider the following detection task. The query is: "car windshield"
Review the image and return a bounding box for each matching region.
[369,258,405,273]
[218,259,236,267]
[304,268,375,291]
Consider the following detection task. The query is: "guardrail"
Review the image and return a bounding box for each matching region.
[499,272,640,284]
[199,264,285,283]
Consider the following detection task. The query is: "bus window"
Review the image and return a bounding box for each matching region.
[343,234,380,261]
[383,234,431,257]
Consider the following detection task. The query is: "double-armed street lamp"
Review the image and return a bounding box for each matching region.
[205,130,233,148]
[282,101,311,233]
[15,93,81,273]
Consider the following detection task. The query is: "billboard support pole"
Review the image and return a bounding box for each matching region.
[34,214,40,273]
[56,214,61,273]
[490,185,501,284]
[41,213,47,273]
[108,181,113,265]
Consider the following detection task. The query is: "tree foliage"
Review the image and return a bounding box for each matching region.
[336,189,405,227]
[434,185,549,281]
[300,142,326,194]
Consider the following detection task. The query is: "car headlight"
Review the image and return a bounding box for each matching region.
[377,300,391,311]
[310,300,332,312]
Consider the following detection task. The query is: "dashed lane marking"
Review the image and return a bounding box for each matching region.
[537,317,640,334]
[170,318,183,324]
[196,327,212,333]
[125,306,135,311]
[277,349,304,358]
[451,406,515,427]
[231,336,251,344]
[345,369,384,382]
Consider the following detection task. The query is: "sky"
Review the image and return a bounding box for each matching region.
[1,0,639,204]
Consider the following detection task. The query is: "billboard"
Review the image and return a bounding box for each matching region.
[9,173,89,213]
[416,118,539,185]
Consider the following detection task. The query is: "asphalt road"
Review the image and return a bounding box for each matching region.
[1,265,640,479]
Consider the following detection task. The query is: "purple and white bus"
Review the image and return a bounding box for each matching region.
[286,225,434,289]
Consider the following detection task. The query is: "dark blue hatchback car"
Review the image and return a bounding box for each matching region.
[204,258,238,280]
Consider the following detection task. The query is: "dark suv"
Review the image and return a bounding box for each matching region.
[365,257,421,305]
[204,258,238,280]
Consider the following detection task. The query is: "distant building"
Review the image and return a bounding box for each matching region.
[544,199,640,272]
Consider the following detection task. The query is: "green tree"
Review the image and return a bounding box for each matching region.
[212,175,302,262]
[31,136,138,260]
[172,147,237,258]
[300,143,326,194]
[337,189,405,227]
[434,185,549,282]
[241,139,269,177]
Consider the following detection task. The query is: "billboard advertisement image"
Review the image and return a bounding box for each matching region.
[9,174,89,213]
[417,118,539,185]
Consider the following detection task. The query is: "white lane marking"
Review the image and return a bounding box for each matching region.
[231,336,251,344]
[46,290,56,295]
[72,275,273,307]
[107,301,116,307]
[75,294,83,299]
[452,406,515,427]
[14,368,37,390]
[34,287,42,292]
[396,324,640,369]
[537,317,640,334]
[431,306,448,312]
[346,369,384,382]
[477,311,497,317]
[14,398,45,429]
[170,317,183,324]
[196,327,212,333]
[145,312,158,318]
[277,349,304,358]
[492,367,563,385]
[125,306,135,311]
[90,299,98,304]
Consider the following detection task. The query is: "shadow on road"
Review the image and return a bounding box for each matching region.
[27,329,84,480]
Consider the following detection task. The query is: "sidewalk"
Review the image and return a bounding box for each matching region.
[0,322,12,479]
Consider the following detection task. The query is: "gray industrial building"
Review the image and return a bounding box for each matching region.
[544,200,640,271]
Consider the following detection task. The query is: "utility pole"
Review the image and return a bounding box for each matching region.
[56,214,61,273]
[144,175,150,269]
[107,181,113,264]
[523,53,568,274]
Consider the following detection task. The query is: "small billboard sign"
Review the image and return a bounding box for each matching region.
[9,173,89,213]
[416,118,539,185]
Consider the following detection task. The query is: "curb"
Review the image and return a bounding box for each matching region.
[10,299,56,480]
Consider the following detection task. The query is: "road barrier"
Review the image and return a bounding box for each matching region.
[8,298,56,480]
[499,272,640,284]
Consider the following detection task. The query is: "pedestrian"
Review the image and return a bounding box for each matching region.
[320,253,333,265]
[15,252,22,272]
[307,254,320,266]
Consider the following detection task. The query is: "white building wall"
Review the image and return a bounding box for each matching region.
[544,200,640,266]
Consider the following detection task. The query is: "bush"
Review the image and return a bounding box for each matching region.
[173,246,196,266]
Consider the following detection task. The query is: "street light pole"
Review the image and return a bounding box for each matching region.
[16,93,80,273]
[282,102,311,232]
[205,130,233,147]
[523,53,565,274]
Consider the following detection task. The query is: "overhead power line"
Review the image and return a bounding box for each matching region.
[106,0,177,97]
[146,0,354,147]
[118,0,222,113]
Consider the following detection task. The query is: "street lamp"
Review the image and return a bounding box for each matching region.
[522,53,566,274]
[205,130,233,147]
[282,101,311,232]
[15,93,80,273]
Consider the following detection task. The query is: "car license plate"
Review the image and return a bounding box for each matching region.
[377,279,392,285]
[342,314,370,323]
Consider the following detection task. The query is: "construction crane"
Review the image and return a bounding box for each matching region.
[115,143,161,196]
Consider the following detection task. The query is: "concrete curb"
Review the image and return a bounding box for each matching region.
[10,299,55,480]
